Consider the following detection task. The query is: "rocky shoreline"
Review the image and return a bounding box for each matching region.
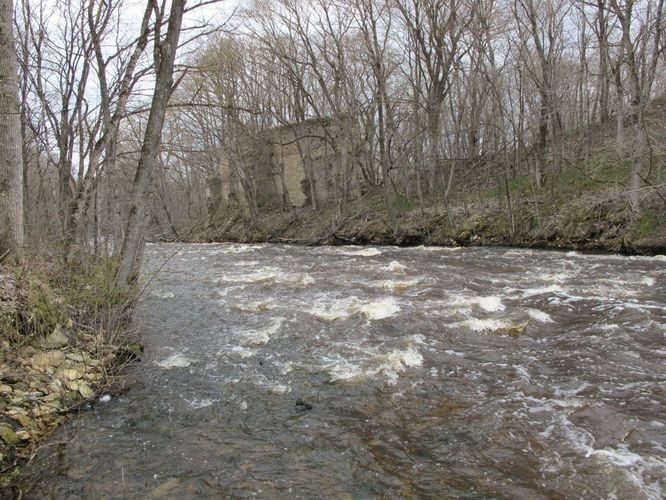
[0,267,137,492]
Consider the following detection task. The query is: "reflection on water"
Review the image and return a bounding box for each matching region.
[21,244,666,498]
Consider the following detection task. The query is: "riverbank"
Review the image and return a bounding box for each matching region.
[194,185,666,255]
[0,260,138,495]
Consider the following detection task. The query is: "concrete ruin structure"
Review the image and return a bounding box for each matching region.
[211,117,361,215]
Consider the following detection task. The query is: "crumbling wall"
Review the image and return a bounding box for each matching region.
[217,117,358,212]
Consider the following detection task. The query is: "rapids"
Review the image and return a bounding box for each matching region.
[21,244,666,498]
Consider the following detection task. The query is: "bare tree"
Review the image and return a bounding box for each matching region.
[0,0,23,262]
[116,0,188,286]
[609,0,664,213]
[355,0,397,233]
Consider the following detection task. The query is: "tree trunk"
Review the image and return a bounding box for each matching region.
[0,0,24,262]
[427,104,440,194]
[116,0,185,287]
[597,0,610,122]
[629,118,644,213]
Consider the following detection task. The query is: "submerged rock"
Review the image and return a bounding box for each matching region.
[499,321,530,338]
[155,353,192,369]
[295,399,313,412]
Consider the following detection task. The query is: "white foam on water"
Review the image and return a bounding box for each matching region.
[265,383,290,394]
[387,260,408,273]
[585,445,666,499]
[533,272,571,283]
[575,282,640,299]
[231,260,261,267]
[310,296,400,321]
[205,244,266,255]
[415,245,459,252]
[243,373,292,394]
[240,318,285,346]
[641,277,656,286]
[359,298,400,320]
[221,268,315,287]
[379,346,424,384]
[621,301,666,313]
[309,296,359,321]
[550,414,596,450]
[478,296,505,312]
[553,383,591,397]
[525,397,588,413]
[449,295,505,313]
[324,345,423,385]
[297,274,316,286]
[320,335,425,385]
[444,349,464,356]
[335,247,382,257]
[378,279,419,293]
[537,411,666,497]
[187,397,215,409]
[514,365,531,382]
[223,345,257,358]
[522,284,565,297]
[526,308,554,323]
[459,318,512,332]
[232,300,276,312]
[155,353,193,369]
[503,249,529,257]
[220,267,279,284]
[152,291,175,299]
[320,354,365,382]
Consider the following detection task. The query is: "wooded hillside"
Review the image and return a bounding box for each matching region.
[4,0,666,256]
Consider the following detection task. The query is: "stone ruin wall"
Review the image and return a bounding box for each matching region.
[216,119,344,212]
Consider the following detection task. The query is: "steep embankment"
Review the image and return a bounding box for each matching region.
[198,101,666,254]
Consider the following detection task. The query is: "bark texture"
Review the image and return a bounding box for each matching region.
[0,0,24,262]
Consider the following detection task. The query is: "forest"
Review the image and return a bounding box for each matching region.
[0,0,664,269]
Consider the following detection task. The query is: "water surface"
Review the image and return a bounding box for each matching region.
[23,244,666,498]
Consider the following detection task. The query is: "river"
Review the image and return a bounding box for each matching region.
[21,244,666,498]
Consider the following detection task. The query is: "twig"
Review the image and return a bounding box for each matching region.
[0,249,10,264]
[134,244,185,300]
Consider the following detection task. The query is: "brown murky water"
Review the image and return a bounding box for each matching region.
[21,244,666,498]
